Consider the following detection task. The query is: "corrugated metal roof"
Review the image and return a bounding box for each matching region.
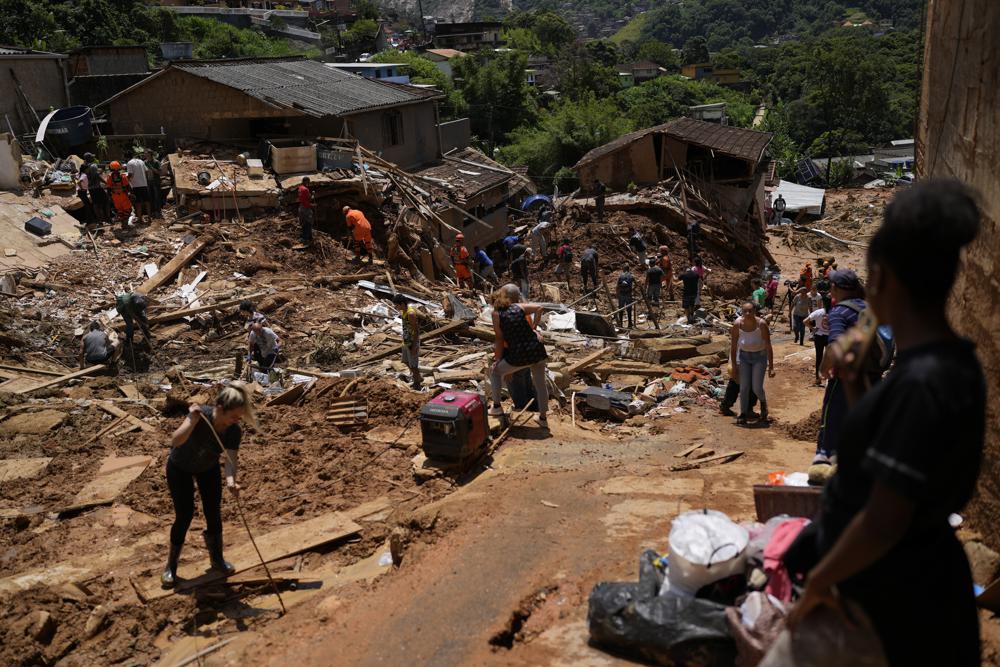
[413,148,513,202]
[0,45,65,58]
[171,57,439,117]
[574,118,773,170]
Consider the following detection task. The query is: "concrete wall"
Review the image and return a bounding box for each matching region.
[439,117,470,153]
[70,48,148,76]
[577,135,659,191]
[0,133,22,190]
[0,57,68,136]
[346,101,440,169]
[918,0,1000,549]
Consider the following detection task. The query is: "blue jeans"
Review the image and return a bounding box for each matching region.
[738,349,768,416]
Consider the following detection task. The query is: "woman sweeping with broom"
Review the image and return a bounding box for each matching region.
[161,383,255,588]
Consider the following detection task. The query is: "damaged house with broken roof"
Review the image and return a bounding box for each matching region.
[573,117,778,267]
[95,56,520,246]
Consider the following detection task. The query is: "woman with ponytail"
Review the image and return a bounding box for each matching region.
[161,382,256,588]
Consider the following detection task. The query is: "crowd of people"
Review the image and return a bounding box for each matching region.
[76,149,167,228]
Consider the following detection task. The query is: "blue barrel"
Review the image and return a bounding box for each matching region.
[44,106,94,147]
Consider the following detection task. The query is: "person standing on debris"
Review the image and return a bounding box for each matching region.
[807,283,824,312]
[450,233,473,290]
[82,154,110,225]
[645,258,664,307]
[580,245,599,297]
[772,193,786,224]
[686,220,701,262]
[594,180,606,223]
[248,322,280,371]
[790,287,811,345]
[783,180,984,667]
[344,206,374,263]
[296,178,314,244]
[116,291,151,348]
[658,246,674,301]
[729,302,775,425]
[555,238,573,287]
[509,247,532,297]
[800,262,814,291]
[616,264,636,329]
[813,269,867,467]
[145,150,163,218]
[629,229,647,267]
[161,383,256,588]
[473,245,498,287]
[805,295,831,386]
[79,321,114,369]
[692,256,710,306]
[394,294,422,389]
[126,150,151,224]
[751,279,767,312]
[502,228,520,253]
[74,158,95,227]
[530,217,551,258]
[106,161,132,224]
[679,266,701,323]
[488,284,550,429]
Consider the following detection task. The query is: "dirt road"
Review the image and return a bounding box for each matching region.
[216,337,824,667]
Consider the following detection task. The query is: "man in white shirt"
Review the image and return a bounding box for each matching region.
[126,152,151,223]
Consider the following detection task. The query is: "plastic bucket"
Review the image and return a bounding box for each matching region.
[666,509,749,597]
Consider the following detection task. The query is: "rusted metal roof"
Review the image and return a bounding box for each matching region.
[100,57,441,117]
[574,118,773,170]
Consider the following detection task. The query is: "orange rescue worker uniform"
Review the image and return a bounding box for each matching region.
[658,246,674,300]
[450,234,472,288]
[106,161,132,221]
[343,206,373,263]
[800,262,814,290]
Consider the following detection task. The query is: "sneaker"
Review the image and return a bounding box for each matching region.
[537,415,549,428]
[488,405,505,417]
[736,414,749,425]
[719,405,735,417]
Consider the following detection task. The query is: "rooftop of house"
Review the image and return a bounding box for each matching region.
[100,57,442,117]
[424,48,466,59]
[0,45,66,58]
[574,117,774,170]
[413,147,515,202]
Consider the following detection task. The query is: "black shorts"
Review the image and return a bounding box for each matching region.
[682,294,696,309]
[132,186,149,203]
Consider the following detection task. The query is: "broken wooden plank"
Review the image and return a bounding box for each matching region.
[669,451,744,472]
[316,272,377,286]
[674,442,705,458]
[562,346,613,377]
[96,402,159,434]
[135,235,212,296]
[0,363,65,377]
[118,384,144,400]
[60,455,154,513]
[14,365,106,394]
[143,509,362,600]
[265,380,314,407]
[145,291,268,326]
[351,320,469,366]
[0,457,53,482]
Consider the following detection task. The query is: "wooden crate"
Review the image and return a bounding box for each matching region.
[269,143,316,175]
[753,484,823,522]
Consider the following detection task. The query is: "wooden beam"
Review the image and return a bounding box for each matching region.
[0,363,64,377]
[562,346,613,377]
[669,451,743,472]
[135,235,212,296]
[351,320,470,366]
[15,365,106,394]
[143,291,269,326]
[96,402,158,434]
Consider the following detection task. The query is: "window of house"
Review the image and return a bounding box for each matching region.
[383,111,404,146]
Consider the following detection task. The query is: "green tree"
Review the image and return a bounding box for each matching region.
[453,50,537,148]
[504,9,575,55]
[554,41,620,101]
[499,94,633,192]
[758,104,801,180]
[681,36,709,65]
[371,50,467,118]
[636,40,678,70]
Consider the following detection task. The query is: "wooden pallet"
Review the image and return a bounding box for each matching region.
[325,395,368,427]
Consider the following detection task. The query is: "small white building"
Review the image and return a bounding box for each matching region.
[325,63,410,84]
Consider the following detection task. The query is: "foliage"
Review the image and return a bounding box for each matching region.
[371,50,467,118]
[355,0,380,21]
[617,75,753,129]
[681,37,709,65]
[177,17,298,60]
[504,10,575,56]
[758,104,801,180]
[554,41,620,101]
[826,156,857,187]
[499,95,633,191]
[453,50,537,147]
[341,18,379,51]
[636,41,679,70]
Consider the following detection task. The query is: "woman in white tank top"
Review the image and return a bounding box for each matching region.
[729,302,775,424]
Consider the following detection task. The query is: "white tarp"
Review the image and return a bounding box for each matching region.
[773,179,825,215]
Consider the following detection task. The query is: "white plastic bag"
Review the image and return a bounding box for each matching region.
[666,509,749,597]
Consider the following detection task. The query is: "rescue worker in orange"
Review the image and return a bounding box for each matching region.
[106,161,133,224]
[658,245,674,301]
[343,206,373,264]
[800,262,814,291]
[450,233,473,290]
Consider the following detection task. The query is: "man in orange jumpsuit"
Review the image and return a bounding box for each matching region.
[343,206,373,264]
[106,161,133,225]
[450,233,472,290]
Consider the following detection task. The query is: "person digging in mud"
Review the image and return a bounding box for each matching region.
[162,382,256,588]
[248,322,280,371]
[394,293,422,389]
[116,290,152,348]
[488,284,550,430]
[781,179,984,667]
[729,301,775,425]
[344,205,374,264]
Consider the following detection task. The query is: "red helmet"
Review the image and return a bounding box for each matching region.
[455,233,465,241]
[110,161,121,170]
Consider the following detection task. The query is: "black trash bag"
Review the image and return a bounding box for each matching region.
[588,550,736,667]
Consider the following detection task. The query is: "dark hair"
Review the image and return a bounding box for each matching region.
[822,296,832,311]
[392,293,407,305]
[89,320,101,331]
[694,256,703,267]
[870,179,980,305]
[239,300,254,312]
[302,177,311,184]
